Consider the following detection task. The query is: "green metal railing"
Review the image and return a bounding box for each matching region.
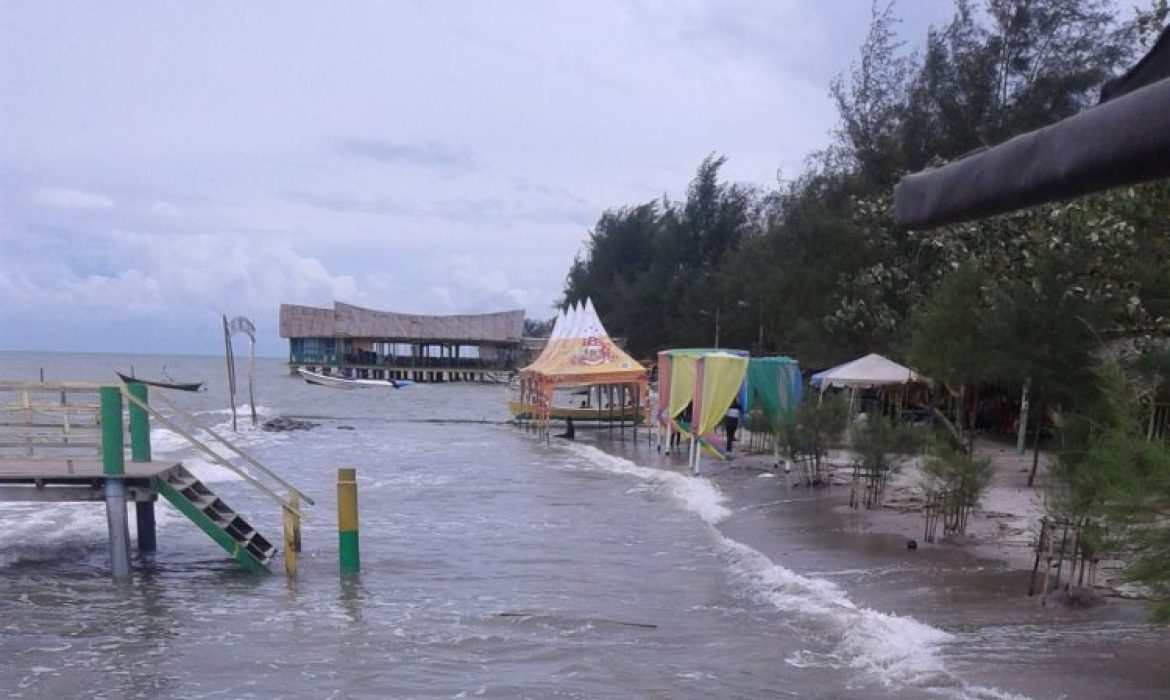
[1,380,312,575]
[119,386,312,575]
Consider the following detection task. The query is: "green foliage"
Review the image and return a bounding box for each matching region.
[905,263,990,390]
[1050,363,1170,621]
[922,439,993,537]
[791,393,850,460]
[829,1,914,187]
[561,156,756,358]
[1133,0,1170,46]
[923,440,993,508]
[555,2,1170,614]
[560,2,1165,375]
[851,414,924,471]
[523,317,556,338]
[901,0,1131,169]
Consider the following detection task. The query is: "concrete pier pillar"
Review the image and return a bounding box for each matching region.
[106,479,131,576]
[135,501,157,553]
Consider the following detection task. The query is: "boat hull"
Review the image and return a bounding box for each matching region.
[506,399,643,423]
[298,368,410,389]
[117,372,203,392]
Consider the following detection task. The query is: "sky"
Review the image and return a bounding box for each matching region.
[0,1,954,357]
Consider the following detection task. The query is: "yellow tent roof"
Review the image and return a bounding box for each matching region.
[520,299,646,385]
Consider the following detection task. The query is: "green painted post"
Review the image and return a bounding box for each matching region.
[337,467,360,574]
[127,382,151,463]
[100,386,125,476]
[125,382,156,553]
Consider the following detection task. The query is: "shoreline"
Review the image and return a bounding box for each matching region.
[714,433,1147,598]
[726,437,1047,571]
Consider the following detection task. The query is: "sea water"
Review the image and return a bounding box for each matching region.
[1,352,1167,699]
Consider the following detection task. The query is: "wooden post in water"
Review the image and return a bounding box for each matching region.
[101,386,131,579]
[283,492,300,577]
[126,382,157,554]
[337,468,360,575]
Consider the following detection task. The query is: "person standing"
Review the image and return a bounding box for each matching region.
[724,400,740,453]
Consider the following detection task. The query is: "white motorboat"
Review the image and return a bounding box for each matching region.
[298,368,411,389]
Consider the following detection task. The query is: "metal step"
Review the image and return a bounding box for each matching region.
[155,465,275,574]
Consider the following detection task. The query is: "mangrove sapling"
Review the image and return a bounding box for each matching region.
[921,440,992,539]
[849,414,923,508]
[1049,363,1170,621]
[793,393,850,486]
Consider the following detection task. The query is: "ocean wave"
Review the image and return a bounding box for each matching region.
[564,443,1033,700]
[0,499,187,569]
[148,409,289,469]
[181,456,247,484]
[563,443,730,524]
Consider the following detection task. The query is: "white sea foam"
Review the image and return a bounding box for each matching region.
[0,497,186,567]
[147,403,288,488]
[567,443,1034,700]
[182,456,246,484]
[197,404,279,419]
[564,443,730,524]
[149,425,194,455]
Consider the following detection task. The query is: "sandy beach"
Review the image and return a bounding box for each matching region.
[721,433,1120,593]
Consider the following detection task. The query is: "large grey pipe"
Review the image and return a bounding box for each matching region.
[894,77,1170,230]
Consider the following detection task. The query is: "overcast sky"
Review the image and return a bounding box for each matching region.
[1,1,954,356]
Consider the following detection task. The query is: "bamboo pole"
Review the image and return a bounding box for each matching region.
[284,492,300,577]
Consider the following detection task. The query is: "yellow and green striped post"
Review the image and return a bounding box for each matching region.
[337,468,360,574]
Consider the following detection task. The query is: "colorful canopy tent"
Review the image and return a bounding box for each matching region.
[741,356,803,428]
[656,349,749,472]
[740,356,804,467]
[810,353,924,390]
[516,299,648,437]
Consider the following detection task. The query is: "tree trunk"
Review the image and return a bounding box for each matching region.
[1016,378,1031,454]
[1027,399,1043,487]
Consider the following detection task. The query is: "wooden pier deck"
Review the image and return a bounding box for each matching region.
[289,361,511,384]
[0,459,178,502]
[0,380,310,578]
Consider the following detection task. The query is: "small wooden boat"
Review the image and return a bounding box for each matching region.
[505,381,644,422]
[117,371,203,392]
[298,368,411,389]
[505,398,643,422]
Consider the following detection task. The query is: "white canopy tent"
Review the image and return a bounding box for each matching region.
[810,353,925,391]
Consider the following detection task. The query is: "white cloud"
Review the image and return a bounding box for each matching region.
[151,201,182,217]
[0,227,365,352]
[0,1,956,353]
[446,254,530,309]
[30,187,115,210]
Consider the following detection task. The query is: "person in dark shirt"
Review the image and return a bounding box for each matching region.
[724,400,740,452]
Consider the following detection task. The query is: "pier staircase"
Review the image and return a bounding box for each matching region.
[156,464,275,574]
[137,388,312,576]
[0,381,312,578]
